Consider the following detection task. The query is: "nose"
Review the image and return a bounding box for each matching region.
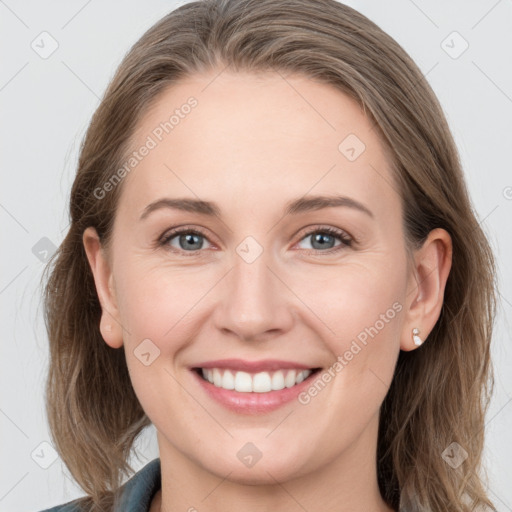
[213,249,295,342]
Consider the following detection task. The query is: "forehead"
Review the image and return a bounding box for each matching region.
[118,69,399,220]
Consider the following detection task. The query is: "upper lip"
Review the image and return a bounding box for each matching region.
[192,358,318,373]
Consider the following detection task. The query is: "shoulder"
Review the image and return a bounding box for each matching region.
[115,457,161,511]
[38,500,85,512]
[37,458,161,512]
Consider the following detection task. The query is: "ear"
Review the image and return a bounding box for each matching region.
[400,228,452,351]
[82,227,124,349]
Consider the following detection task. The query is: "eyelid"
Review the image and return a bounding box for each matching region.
[294,224,353,243]
[159,225,209,242]
[158,225,215,251]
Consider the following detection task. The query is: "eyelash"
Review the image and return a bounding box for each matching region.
[158,225,354,257]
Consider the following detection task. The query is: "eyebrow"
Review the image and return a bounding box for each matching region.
[139,194,374,221]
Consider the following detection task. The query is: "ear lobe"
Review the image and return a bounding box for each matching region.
[400,228,453,352]
[82,227,124,349]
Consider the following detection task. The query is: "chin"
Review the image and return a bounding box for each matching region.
[197,445,315,485]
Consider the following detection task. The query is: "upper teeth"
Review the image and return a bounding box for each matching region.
[201,368,313,393]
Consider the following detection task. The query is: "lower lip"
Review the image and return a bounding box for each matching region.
[191,369,320,414]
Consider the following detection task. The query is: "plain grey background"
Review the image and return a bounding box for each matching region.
[1,1,511,511]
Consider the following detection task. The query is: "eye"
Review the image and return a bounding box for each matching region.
[158,225,353,256]
[295,226,353,253]
[159,226,213,254]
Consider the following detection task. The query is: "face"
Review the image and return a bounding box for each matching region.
[86,69,425,485]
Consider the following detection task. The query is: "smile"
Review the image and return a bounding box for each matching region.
[197,368,316,393]
[190,358,322,414]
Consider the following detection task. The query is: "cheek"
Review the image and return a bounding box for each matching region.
[114,262,206,425]
[299,258,405,343]
[114,259,213,345]
[296,258,405,402]
[292,262,404,445]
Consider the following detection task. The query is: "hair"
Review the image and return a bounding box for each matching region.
[42,0,498,510]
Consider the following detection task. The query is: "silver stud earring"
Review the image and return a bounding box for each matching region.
[412,327,422,346]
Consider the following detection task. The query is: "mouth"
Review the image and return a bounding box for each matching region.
[193,367,322,393]
[190,360,323,414]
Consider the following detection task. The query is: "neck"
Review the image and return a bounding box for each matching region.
[154,413,394,512]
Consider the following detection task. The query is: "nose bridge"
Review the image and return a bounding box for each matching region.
[232,249,277,321]
[215,243,292,340]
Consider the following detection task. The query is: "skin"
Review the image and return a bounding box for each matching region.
[83,69,452,512]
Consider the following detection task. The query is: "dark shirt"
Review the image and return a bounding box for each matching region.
[38,458,161,512]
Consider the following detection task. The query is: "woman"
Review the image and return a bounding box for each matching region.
[40,0,498,510]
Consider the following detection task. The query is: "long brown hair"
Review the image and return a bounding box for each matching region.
[43,0,498,510]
